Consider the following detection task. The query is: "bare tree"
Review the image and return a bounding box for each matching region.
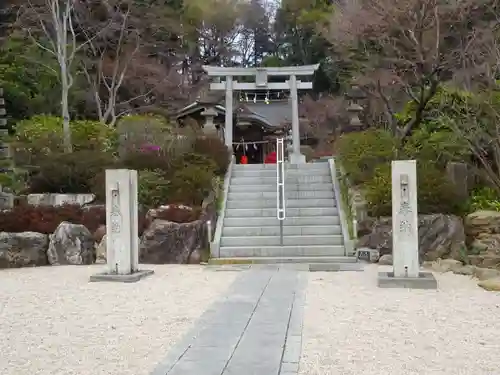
[20,0,91,152]
[300,95,347,148]
[79,4,140,126]
[329,0,483,139]
[78,0,202,125]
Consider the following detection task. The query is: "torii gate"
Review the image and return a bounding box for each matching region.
[202,64,319,164]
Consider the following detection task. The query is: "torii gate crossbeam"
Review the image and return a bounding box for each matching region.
[202,64,319,164]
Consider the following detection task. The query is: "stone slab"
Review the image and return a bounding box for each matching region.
[308,262,364,272]
[89,269,154,283]
[150,267,307,375]
[377,271,437,289]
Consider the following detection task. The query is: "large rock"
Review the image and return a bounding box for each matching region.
[357,214,466,262]
[465,210,500,238]
[140,219,206,264]
[95,235,107,264]
[0,232,48,268]
[378,254,393,265]
[423,259,463,273]
[464,210,500,269]
[47,222,94,265]
[478,278,500,291]
[473,267,500,281]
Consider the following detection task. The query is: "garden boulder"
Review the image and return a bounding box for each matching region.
[47,222,94,265]
[356,214,466,262]
[0,232,49,268]
[464,210,500,238]
[140,219,206,264]
[95,235,107,264]
[464,210,500,269]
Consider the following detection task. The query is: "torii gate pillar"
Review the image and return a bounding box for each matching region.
[202,65,319,164]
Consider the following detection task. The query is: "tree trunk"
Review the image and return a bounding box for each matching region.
[60,63,72,153]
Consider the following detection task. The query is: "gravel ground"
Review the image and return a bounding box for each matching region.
[0,264,237,375]
[300,264,500,375]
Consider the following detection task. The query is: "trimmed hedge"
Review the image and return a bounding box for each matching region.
[336,129,467,216]
[336,129,396,185]
[0,204,108,234]
[0,203,203,234]
[363,163,465,216]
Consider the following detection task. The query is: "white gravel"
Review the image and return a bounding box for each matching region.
[300,264,500,375]
[0,264,237,375]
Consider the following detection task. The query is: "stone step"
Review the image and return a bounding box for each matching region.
[218,245,346,258]
[231,175,332,185]
[232,169,331,178]
[220,235,343,247]
[223,216,341,227]
[222,225,342,237]
[208,256,357,266]
[229,183,333,192]
[309,262,365,272]
[224,207,339,217]
[226,198,336,209]
[232,163,329,171]
[227,190,335,200]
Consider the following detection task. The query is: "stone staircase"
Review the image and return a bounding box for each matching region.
[210,161,360,269]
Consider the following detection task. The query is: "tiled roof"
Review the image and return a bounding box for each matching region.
[239,101,292,127]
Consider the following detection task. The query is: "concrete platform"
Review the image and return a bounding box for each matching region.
[377,271,437,289]
[89,269,154,283]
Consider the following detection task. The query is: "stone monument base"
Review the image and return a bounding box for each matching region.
[289,152,306,164]
[377,271,437,290]
[89,269,154,283]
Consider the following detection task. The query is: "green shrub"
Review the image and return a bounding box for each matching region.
[336,129,396,184]
[116,114,173,151]
[120,149,175,175]
[138,169,172,209]
[12,115,118,157]
[174,152,218,174]
[116,114,197,158]
[169,164,214,206]
[0,170,27,194]
[470,187,500,212]
[27,150,115,194]
[193,136,230,175]
[403,127,470,167]
[138,164,214,208]
[364,162,464,217]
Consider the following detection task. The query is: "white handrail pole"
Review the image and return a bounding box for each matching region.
[276,138,286,246]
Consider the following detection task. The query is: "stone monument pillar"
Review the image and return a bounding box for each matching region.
[90,169,153,283]
[377,160,437,289]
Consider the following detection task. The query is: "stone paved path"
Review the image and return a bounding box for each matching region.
[150,265,307,375]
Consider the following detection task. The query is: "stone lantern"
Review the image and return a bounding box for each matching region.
[201,106,219,136]
[345,85,366,129]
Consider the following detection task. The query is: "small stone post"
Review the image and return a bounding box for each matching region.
[0,87,10,160]
[446,162,469,201]
[90,169,153,283]
[377,160,437,289]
